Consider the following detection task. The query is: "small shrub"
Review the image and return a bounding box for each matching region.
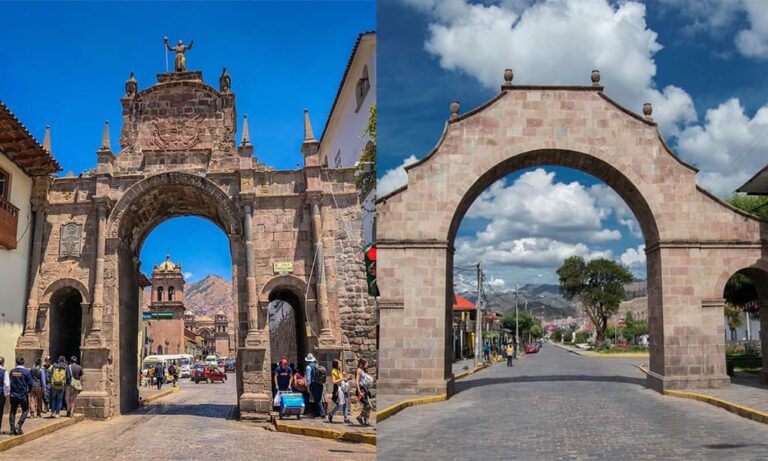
[575,331,590,344]
[563,331,573,342]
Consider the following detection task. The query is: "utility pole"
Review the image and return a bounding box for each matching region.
[475,262,484,366]
[515,282,519,348]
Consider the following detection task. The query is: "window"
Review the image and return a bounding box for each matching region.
[168,286,175,301]
[0,169,9,200]
[334,149,342,168]
[157,287,164,302]
[355,65,370,112]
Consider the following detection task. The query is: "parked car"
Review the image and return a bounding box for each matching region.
[192,364,227,383]
[225,359,236,372]
[525,344,540,354]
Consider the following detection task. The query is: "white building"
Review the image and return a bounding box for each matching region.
[317,31,376,243]
[0,101,60,363]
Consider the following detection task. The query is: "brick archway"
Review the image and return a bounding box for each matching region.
[377,82,767,398]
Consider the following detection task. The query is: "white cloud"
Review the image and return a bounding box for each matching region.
[409,0,697,136]
[620,244,646,267]
[377,154,418,197]
[736,0,768,58]
[467,169,623,244]
[183,272,193,280]
[676,98,768,196]
[456,236,613,269]
[588,184,643,238]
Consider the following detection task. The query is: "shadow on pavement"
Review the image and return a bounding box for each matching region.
[130,403,237,420]
[456,374,646,394]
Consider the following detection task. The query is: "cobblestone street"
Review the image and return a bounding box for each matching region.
[2,375,375,460]
[379,345,768,460]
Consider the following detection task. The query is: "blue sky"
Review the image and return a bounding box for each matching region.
[0,1,374,282]
[377,0,768,290]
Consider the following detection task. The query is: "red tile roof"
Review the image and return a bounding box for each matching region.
[453,293,476,310]
[0,100,61,175]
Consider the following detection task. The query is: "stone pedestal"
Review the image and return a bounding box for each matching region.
[78,345,111,419]
[15,345,43,368]
[237,346,271,421]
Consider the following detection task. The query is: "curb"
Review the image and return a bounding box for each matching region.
[139,386,180,406]
[552,342,649,358]
[0,414,85,452]
[377,394,447,423]
[273,419,376,445]
[636,365,768,425]
[379,357,506,423]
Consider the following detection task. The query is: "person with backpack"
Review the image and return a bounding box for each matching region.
[291,364,309,414]
[168,362,178,387]
[327,359,350,424]
[355,358,372,426]
[1,357,9,434]
[66,356,83,417]
[49,356,70,418]
[304,353,327,419]
[8,357,33,435]
[29,358,46,418]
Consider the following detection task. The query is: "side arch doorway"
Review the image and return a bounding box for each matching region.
[48,287,84,362]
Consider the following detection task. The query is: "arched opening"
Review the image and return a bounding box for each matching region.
[446,152,660,382]
[268,287,308,371]
[49,287,83,362]
[109,173,243,414]
[721,267,768,383]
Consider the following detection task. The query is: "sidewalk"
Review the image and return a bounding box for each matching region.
[0,414,85,452]
[273,399,376,444]
[674,372,768,417]
[553,341,649,358]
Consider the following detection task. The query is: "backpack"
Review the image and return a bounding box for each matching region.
[314,364,327,384]
[51,366,67,389]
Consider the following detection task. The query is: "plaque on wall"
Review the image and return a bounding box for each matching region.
[59,222,82,258]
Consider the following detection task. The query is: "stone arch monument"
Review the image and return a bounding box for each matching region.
[376,70,768,398]
[17,61,374,420]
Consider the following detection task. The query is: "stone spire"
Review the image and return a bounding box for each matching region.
[303,109,316,142]
[42,125,51,152]
[100,121,111,151]
[240,114,251,146]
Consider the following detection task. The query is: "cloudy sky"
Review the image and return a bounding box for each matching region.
[378,0,768,290]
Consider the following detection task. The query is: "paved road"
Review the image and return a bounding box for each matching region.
[4,374,374,460]
[379,345,768,460]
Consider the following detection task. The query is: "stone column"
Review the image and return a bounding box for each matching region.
[308,195,335,345]
[242,203,264,346]
[86,204,107,343]
[22,201,46,335]
[761,298,768,384]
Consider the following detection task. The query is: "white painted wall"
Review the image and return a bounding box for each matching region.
[318,34,376,243]
[0,153,33,363]
[724,311,761,341]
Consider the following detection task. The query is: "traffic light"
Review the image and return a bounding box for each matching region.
[364,243,380,296]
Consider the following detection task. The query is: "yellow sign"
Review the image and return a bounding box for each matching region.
[273,262,293,274]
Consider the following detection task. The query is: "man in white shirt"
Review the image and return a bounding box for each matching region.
[1,357,9,435]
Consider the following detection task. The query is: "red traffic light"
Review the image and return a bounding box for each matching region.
[366,245,376,261]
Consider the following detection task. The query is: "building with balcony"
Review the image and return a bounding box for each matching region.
[0,100,60,362]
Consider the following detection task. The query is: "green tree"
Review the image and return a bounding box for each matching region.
[557,256,634,349]
[501,310,540,344]
[355,104,376,199]
[724,303,745,340]
[726,194,768,221]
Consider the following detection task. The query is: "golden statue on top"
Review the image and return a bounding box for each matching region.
[164,36,194,72]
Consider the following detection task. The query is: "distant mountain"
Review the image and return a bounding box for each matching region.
[184,275,233,319]
[458,280,646,321]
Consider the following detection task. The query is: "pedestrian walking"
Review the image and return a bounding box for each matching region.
[512,336,519,359]
[8,357,33,435]
[304,353,327,419]
[49,356,69,418]
[355,358,373,426]
[291,365,309,414]
[272,358,292,409]
[29,358,46,418]
[66,356,83,417]
[483,342,491,362]
[0,357,8,434]
[168,362,178,387]
[327,359,349,424]
[42,356,52,414]
[506,344,514,367]
[154,362,164,390]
